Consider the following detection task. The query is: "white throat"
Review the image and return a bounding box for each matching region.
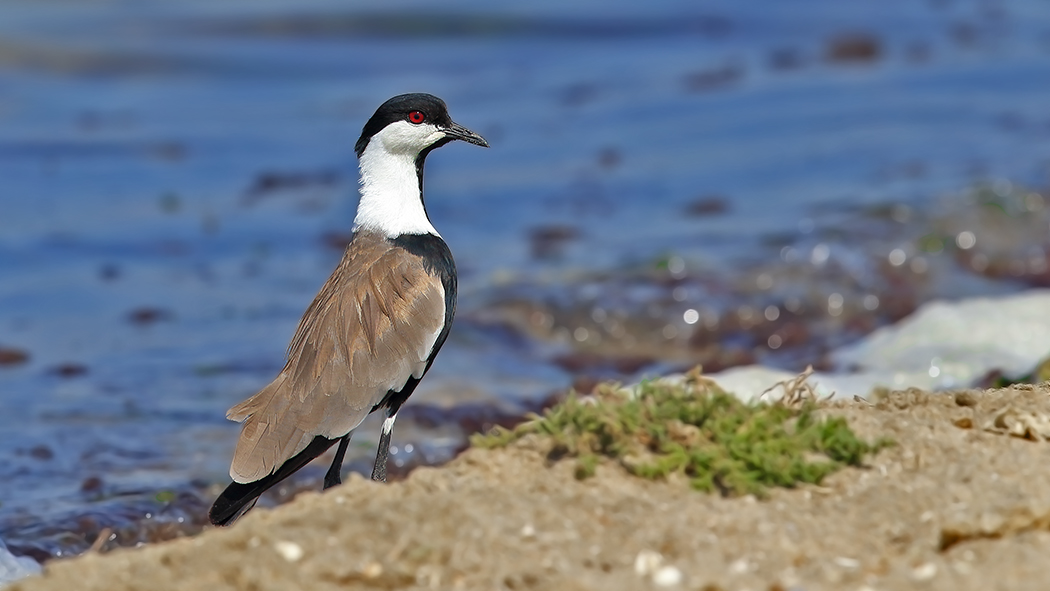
[352,121,444,238]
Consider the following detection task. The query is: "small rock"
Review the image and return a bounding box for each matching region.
[520,524,535,538]
[769,47,805,70]
[729,558,750,574]
[28,445,53,461]
[911,562,937,581]
[954,391,979,407]
[653,565,683,587]
[242,170,339,205]
[528,225,581,260]
[98,264,121,281]
[634,550,663,576]
[0,347,29,367]
[597,147,621,169]
[362,561,383,578]
[684,195,729,217]
[274,541,303,563]
[833,556,859,569]
[683,63,744,92]
[635,550,683,586]
[48,363,88,378]
[80,476,104,493]
[128,308,173,326]
[825,34,881,64]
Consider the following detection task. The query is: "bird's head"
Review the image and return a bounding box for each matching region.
[354,93,488,159]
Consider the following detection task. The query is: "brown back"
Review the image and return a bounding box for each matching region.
[225,230,445,483]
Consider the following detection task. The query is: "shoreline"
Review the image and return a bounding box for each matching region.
[11,383,1050,591]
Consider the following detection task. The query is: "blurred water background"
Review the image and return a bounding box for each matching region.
[1,0,1049,561]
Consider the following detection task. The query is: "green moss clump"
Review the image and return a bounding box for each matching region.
[472,369,891,497]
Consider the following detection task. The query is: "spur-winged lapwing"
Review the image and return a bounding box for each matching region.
[209,93,487,526]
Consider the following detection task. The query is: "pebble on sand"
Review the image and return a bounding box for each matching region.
[273,541,303,563]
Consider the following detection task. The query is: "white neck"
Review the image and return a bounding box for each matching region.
[352,123,443,238]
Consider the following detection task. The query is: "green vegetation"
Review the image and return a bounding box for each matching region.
[472,369,891,497]
[987,355,1050,388]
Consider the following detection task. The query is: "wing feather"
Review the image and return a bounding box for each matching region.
[227,232,445,483]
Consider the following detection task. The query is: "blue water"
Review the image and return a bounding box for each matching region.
[1,0,1049,553]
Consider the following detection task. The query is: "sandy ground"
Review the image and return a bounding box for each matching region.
[11,383,1050,591]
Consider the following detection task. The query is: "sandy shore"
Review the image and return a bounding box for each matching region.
[10,384,1050,591]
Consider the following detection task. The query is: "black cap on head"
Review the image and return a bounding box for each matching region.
[354,93,455,157]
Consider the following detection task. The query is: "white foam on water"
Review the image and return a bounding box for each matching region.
[675,290,1050,401]
[0,538,41,587]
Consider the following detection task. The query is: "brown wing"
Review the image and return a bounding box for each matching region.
[225,231,445,483]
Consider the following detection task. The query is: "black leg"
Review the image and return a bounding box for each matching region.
[323,433,351,490]
[371,412,398,482]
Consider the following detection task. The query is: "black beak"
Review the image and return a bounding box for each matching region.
[443,122,489,147]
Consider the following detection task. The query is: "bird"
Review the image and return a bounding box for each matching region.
[209,93,488,526]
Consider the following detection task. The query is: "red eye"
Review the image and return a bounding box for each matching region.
[408,111,425,124]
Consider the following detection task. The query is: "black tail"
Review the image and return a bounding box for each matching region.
[209,435,339,526]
